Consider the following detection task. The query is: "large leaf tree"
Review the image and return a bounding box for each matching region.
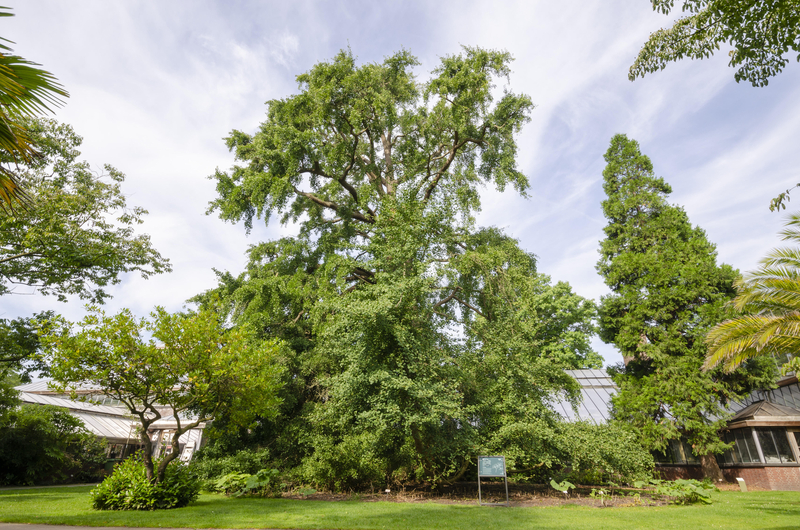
[0,118,171,303]
[596,134,774,480]
[197,47,602,488]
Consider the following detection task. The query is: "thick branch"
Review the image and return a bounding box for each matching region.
[291,185,374,224]
[453,295,487,319]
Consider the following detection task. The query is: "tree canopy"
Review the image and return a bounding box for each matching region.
[0,118,171,303]
[597,134,774,480]
[199,47,603,488]
[42,306,284,484]
[630,0,800,87]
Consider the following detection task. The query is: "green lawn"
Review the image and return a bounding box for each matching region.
[1,486,798,530]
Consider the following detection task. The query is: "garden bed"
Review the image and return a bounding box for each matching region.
[279,482,677,507]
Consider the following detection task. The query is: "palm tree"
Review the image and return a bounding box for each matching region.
[0,6,68,211]
[705,212,800,374]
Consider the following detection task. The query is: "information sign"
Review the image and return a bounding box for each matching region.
[477,455,509,506]
[478,456,506,477]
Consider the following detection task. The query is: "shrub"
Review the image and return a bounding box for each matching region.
[208,468,287,497]
[0,404,106,485]
[190,447,272,481]
[91,454,200,510]
[552,421,654,485]
[642,478,717,505]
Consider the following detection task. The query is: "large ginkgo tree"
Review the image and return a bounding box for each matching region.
[196,47,617,488]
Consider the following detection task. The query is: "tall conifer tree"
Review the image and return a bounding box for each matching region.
[597,134,774,480]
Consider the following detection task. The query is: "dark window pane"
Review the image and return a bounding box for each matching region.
[683,441,700,464]
[773,429,796,463]
[722,432,734,464]
[652,449,672,464]
[757,429,782,463]
[734,430,757,463]
[669,439,686,464]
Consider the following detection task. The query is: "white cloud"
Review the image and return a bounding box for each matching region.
[3,0,800,369]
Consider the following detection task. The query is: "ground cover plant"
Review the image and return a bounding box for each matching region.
[1,485,799,530]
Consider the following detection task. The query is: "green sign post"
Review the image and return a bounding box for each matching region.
[477,455,509,506]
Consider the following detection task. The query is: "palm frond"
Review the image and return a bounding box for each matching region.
[0,5,68,211]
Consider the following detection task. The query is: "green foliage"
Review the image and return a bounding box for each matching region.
[596,134,775,474]
[706,212,800,372]
[90,455,200,510]
[190,447,273,481]
[42,306,284,485]
[647,478,717,505]
[208,472,250,494]
[208,469,286,498]
[198,47,600,488]
[631,0,800,87]
[551,421,654,485]
[0,404,106,485]
[0,118,170,303]
[769,183,800,212]
[0,312,53,382]
[549,478,575,494]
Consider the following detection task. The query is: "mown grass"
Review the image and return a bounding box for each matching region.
[1,485,799,530]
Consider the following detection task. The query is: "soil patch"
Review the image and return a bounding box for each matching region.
[279,482,680,508]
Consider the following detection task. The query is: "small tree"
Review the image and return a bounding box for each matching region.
[42,306,283,484]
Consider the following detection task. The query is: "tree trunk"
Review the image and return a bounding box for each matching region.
[137,425,156,482]
[700,452,724,482]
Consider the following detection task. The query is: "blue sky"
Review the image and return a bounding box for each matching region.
[4,1,800,366]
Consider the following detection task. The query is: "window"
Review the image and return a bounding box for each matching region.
[756,428,796,464]
[653,439,699,464]
[723,428,797,464]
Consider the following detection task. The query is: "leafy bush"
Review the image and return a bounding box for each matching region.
[190,447,273,481]
[208,468,287,497]
[551,421,654,485]
[91,454,200,510]
[639,478,717,505]
[0,404,106,485]
[298,431,389,491]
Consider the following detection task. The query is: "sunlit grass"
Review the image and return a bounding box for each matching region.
[1,485,799,529]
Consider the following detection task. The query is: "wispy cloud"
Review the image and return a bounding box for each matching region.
[3,0,799,367]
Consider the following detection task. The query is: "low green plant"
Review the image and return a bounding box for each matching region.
[90,455,200,510]
[209,468,285,498]
[549,479,575,497]
[589,487,610,506]
[209,472,251,495]
[654,478,717,505]
[296,487,317,497]
[633,478,717,505]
